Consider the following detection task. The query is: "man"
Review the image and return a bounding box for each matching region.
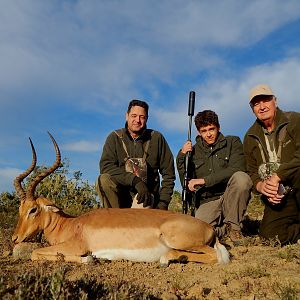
[96,99,175,210]
[244,84,300,245]
[177,110,252,245]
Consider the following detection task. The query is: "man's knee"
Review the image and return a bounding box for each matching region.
[260,201,300,245]
[95,174,117,200]
[259,222,293,245]
[230,171,253,190]
[98,173,117,192]
[95,174,120,208]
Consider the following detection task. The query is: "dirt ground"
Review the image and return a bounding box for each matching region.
[1,200,300,299]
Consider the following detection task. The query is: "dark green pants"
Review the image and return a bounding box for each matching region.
[259,169,300,245]
[95,173,161,208]
[95,173,133,208]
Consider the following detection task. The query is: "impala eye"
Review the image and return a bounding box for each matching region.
[29,207,38,215]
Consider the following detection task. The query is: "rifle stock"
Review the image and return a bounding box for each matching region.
[182,91,195,214]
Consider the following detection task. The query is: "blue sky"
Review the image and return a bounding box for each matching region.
[1,0,300,193]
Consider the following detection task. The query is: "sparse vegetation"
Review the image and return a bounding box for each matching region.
[1,163,300,299]
[0,266,153,299]
[277,244,300,262]
[273,281,299,300]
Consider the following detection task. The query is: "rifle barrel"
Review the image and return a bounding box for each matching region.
[182,91,196,214]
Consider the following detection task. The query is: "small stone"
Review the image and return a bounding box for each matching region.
[12,242,42,260]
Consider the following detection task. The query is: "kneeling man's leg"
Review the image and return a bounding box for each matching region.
[96,174,132,208]
[222,171,252,231]
[260,193,300,245]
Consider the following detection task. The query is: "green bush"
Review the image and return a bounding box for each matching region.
[0,191,18,212]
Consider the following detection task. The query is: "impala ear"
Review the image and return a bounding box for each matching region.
[36,197,55,206]
[36,198,60,212]
[44,205,60,213]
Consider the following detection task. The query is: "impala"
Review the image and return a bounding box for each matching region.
[12,133,230,265]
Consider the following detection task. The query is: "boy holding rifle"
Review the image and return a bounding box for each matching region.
[177,110,252,245]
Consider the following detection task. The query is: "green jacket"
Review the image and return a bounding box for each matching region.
[243,108,300,191]
[100,128,175,204]
[177,133,246,203]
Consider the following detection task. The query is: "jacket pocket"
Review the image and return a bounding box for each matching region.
[194,158,205,169]
[216,155,229,168]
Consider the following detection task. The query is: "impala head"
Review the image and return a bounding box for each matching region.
[12,132,61,244]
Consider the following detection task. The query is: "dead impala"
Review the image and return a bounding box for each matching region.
[12,133,230,265]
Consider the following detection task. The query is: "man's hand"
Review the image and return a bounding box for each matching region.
[256,173,284,205]
[188,178,205,192]
[134,180,154,207]
[181,141,193,154]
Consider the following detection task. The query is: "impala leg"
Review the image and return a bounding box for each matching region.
[31,242,90,263]
[160,245,218,266]
[160,216,215,250]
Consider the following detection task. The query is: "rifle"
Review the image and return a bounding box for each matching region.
[182,91,195,215]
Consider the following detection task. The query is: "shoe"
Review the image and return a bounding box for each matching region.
[228,225,244,246]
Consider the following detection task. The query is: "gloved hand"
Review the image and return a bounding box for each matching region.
[133,178,154,207]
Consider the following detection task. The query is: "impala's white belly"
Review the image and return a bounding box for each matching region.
[92,243,170,262]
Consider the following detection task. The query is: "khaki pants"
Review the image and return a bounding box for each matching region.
[195,171,252,237]
[95,173,133,208]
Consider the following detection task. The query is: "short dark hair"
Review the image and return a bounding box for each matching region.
[194,110,220,130]
[127,99,149,116]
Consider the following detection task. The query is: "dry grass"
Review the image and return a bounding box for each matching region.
[1,193,300,299]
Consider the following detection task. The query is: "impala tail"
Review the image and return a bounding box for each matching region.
[214,238,230,264]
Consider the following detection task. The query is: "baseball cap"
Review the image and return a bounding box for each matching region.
[249,84,274,103]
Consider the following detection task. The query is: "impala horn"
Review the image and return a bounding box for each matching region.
[14,132,61,202]
[14,138,36,202]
